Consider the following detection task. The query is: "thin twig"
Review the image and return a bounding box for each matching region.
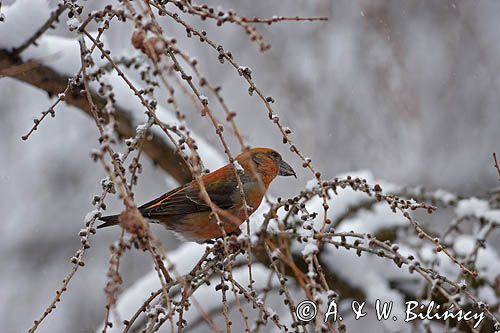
[13,4,66,54]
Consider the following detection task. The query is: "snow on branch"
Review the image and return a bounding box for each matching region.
[1,1,498,333]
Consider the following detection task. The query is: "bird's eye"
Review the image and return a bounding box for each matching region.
[270,151,280,160]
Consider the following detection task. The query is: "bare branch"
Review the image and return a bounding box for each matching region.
[0,49,192,184]
[13,4,66,55]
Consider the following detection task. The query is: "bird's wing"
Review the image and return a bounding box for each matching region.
[139,179,236,216]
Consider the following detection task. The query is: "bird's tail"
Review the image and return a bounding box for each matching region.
[97,214,120,229]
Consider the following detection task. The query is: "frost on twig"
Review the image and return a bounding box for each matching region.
[1,1,498,333]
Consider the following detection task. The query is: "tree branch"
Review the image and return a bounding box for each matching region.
[12,4,66,55]
[0,49,192,184]
[0,47,378,311]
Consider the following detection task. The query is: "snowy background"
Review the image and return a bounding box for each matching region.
[1,0,500,332]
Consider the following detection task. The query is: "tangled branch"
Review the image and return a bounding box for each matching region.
[1,1,498,333]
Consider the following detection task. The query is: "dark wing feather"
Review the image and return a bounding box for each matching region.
[139,180,236,217]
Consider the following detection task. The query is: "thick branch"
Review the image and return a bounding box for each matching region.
[0,48,368,305]
[0,49,192,184]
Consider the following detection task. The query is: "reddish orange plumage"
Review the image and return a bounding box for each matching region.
[98,148,296,242]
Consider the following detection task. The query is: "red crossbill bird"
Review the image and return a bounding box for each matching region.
[97,148,296,241]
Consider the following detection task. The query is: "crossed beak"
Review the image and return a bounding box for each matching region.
[279,160,296,178]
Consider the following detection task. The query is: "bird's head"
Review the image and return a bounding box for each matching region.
[236,148,296,185]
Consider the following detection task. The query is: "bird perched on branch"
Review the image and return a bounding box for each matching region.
[98,148,296,242]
